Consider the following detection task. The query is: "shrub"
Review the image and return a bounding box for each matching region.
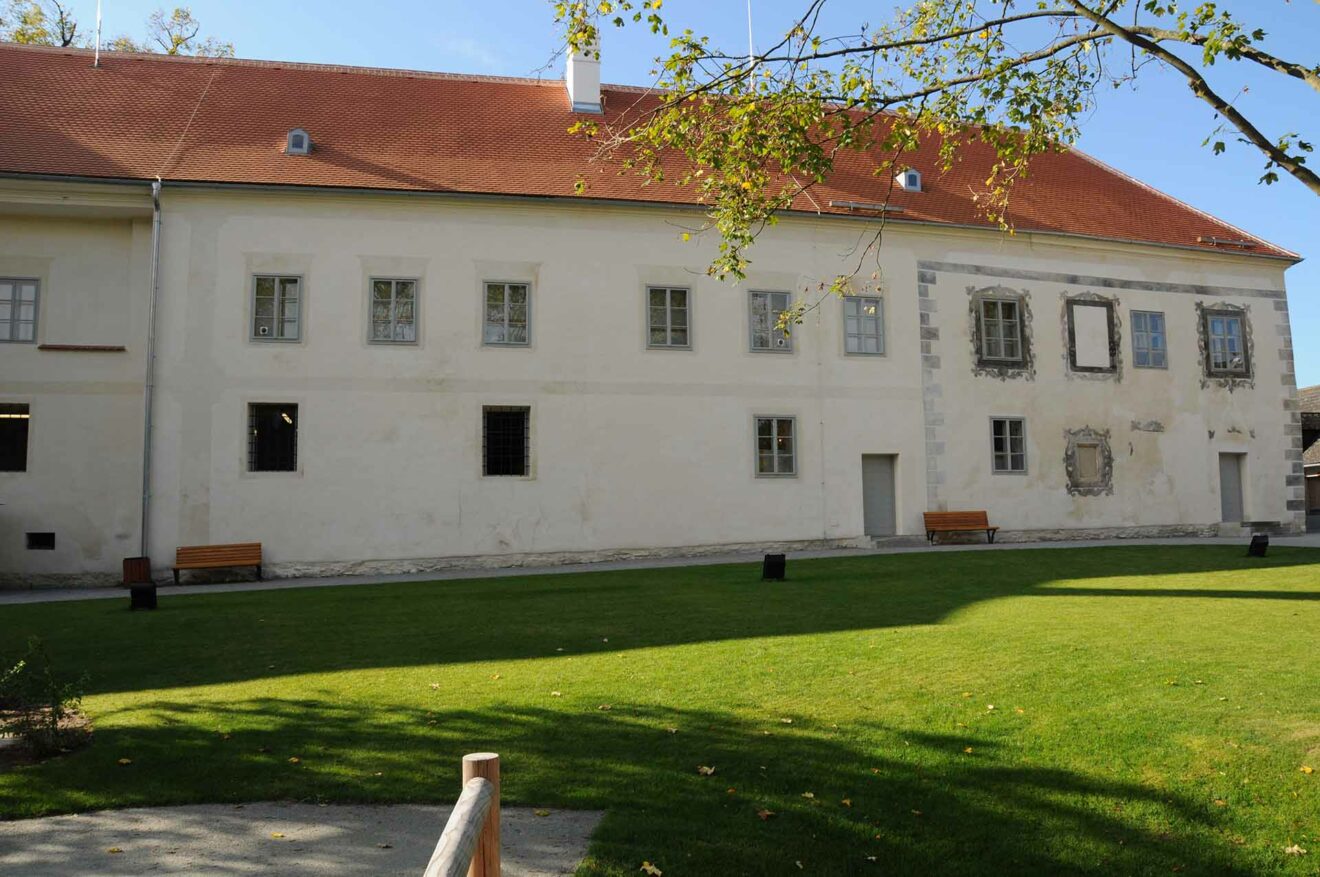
[0,637,89,757]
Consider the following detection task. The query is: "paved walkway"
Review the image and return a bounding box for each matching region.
[4,534,1319,606]
[0,802,602,876]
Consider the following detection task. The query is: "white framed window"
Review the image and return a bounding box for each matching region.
[286,128,311,155]
[750,291,792,352]
[990,417,1027,474]
[370,278,418,344]
[483,282,530,346]
[1205,311,1247,374]
[843,295,884,355]
[755,416,796,476]
[1131,310,1167,369]
[252,275,302,341]
[0,278,38,343]
[979,298,1022,363]
[647,286,690,348]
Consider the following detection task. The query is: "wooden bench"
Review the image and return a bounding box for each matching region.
[923,511,998,545]
[173,542,263,585]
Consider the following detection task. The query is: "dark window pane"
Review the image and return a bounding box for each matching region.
[0,403,30,471]
[248,404,298,472]
[483,407,529,476]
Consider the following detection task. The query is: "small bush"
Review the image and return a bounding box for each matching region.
[0,637,89,757]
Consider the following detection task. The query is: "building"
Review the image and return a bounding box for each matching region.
[0,43,1306,585]
[1301,386,1320,527]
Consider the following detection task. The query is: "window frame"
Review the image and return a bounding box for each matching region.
[0,402,31,472]
[754,415,798,477]
[748,290,794,354]
[250,274,304,342]
[482,281,532,347]
[989,416,1027,475]
[1203,309,1249,376]
[482,405,532,477]
[368,277,419,345]
[246,403,299,473]
[0,277,39,344]
[978,297,1024,364]
[1065,298,1118,374]
[645,285,692,350]
[842,295,885,356]
[1130,309,1167,370]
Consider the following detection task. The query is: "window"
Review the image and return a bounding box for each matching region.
[286,128,311,155]
[1066,299,1117,373]
[0,403,30,471]
[0,278,38,343]
[370,278,418,343]
[248,403,298,472]
[843,296,884,355]
[1205,311,1248,374]
[750,291,792,352]
[755,416,796,476]
[483,406,530,476]
[25,532,54,550]
[483,282,530,346]
[979,298,1023,363]
[897,169,922,192]
[1131,310,1167,369]
[990,417,1026,473]
[647,286,690,348]
[252,275,302,341]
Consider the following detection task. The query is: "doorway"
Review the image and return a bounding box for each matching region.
[1218,453,1246,523]
[862,454,897,536]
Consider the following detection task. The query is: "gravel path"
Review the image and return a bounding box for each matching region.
[0,802,602,876]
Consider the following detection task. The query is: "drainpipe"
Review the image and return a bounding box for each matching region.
[139,177,162,559]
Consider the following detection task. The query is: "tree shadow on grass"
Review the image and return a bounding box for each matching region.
[1,697,1261,875]
[1,545,1314,697]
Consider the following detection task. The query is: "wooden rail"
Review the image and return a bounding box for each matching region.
[423,752,501,877]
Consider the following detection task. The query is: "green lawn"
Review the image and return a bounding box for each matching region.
[2,546,1319,875]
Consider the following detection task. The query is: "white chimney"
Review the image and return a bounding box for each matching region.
[566,44,602,113]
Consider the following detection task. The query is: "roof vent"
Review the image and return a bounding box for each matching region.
[896,168,922,193]
[286,128,311,155]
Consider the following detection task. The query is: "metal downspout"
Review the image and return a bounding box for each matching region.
[139,177,162,558]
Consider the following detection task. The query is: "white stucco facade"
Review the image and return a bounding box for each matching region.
[0,179,1303,584]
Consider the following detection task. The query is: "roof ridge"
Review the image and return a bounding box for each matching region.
[1066,141,1301,261]
[0,41,577,87]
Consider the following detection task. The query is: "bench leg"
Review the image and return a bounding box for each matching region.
[987,530,996,544]
[926,531,935,545]
[172,569,180,586]
[256,564,263,582]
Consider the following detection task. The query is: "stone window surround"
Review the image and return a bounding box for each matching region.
[1062,292,1122,378]
[1064,426,1114,496]
[968,284,1035,381]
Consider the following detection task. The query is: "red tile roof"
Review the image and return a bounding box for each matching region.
[0,43,1297,261]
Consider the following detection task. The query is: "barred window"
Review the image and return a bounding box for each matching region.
[483,406,530,476]
[248,404,298,472]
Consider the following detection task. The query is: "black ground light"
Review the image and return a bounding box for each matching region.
[124,556,157,610]
[762,553,786,580]
[1247,534,1269,558]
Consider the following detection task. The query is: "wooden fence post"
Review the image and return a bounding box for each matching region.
[462,752,500,877]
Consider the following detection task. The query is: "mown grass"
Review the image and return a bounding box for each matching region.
[1,546,1318,875]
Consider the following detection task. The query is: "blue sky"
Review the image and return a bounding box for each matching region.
[84,0,1318,385]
